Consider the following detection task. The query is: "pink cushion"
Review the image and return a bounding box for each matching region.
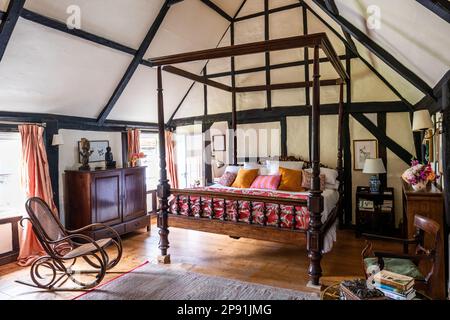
[250,175,281,190]
[218,172,237,187]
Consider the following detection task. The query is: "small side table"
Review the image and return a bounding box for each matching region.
[0,215,21,266]
[355,186,395,237]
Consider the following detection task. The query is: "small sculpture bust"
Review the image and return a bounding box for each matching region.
[79,138,93,171]
[105,146,116,168]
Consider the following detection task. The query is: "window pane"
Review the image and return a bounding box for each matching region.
[140,132,159,190]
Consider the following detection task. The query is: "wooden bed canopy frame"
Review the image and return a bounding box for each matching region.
[148,32,349,286]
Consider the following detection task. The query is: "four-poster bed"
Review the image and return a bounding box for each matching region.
[148,33,349,285]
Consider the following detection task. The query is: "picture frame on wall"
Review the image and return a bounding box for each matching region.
[212,135,226,152]
[78,140,110,163]
[353,139,378,171]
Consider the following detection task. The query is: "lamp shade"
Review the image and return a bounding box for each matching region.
[412,110,433,131]
[52,134,64,146]
[363,158,386,174]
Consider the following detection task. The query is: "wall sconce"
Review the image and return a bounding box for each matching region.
[52,134,64,146]
[412,109,443,139]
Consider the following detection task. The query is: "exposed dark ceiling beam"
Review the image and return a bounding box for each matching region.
[0,111,158,131]
[171,101,411,127]
[235,79,342,92]
[97,0,177,125]
[200,0,232,21]
[0,0,26,61]
[312,0,435,101]
[0,10,5,20]
[20,9,137,55]
[416,0,450,23]
[234,2,302,22]
[416,70,450,114]
[303,2,414,111]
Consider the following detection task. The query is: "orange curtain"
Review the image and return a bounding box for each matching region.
[165,130,178,189]
[127,129,141,163]
[17,125,57,267]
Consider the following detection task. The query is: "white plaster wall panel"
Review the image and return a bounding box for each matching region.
[24,0,164,49]
[58,129,122,224]
[235,53,266,70]
[237,92,267,111]
[207,57,231,75]
[235,16,264,44]
[271,66,304,84]
[309,61,340,80]
[308,85,341,104]
[320,115,339,168]
[237,122,281,159]
[236,71,266,86]
[386,112,416,225]
[174,82,204,119]
[304,0,345,39]
[351,58,399,102]
[236,0,264,18]
[272,89,306,106]
[207,86,232,115]
[108,65,194,123]
[286,116,309,160]
[211,0,244,17]
[335,0,450,86]
[0,18,133,118]
[270,49,304,65]
[145,0,229,74]
[269,0,299,10]
[270,8,303,39]
[354,40,424,105]
[0,0,9,11]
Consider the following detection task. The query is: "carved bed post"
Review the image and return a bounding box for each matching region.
[157,66,171,264]
[307,45,324,286]
[337,82,344,227]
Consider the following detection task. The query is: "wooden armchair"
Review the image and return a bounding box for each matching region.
[16,197,122,290]
[361,215,441,295]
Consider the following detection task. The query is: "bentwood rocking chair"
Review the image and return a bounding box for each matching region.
[16,197,123,290]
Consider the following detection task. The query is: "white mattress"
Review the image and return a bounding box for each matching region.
[208,184,339,253]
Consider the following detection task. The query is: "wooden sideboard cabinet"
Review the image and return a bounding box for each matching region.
[64,167,150,240]
[401,180,446,299]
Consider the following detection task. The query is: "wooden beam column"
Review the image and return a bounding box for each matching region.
[307,45,324,286]
[280,117,287,157]
[337,83,344,227]
[343,48,352,226]
[156,67,171,264]
[377,113,388,188]
[264,0,272,111]
[231,23,238,165]
[441,81,450,226]
[302,1,312,160]
[203,67,213,184]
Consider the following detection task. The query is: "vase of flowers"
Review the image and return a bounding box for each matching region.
[130,152,146,167]
[402,160,437,191]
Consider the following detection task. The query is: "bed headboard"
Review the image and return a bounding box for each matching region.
[278,156,334,169]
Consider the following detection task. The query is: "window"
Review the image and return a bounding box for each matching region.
[140,132,159,190]
[176,133,203,188]
[0,132,26,217]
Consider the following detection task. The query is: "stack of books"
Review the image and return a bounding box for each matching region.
[373,270,416,300]
[380,200,393,213]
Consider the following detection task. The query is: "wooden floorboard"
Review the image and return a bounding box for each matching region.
[0,219,400,300]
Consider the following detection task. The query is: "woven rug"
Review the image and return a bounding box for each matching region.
[75,262,319,300]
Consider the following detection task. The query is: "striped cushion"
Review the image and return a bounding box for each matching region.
[250,175,281,190]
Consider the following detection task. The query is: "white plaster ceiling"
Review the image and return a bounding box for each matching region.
[0,0,448,123]
[24,0,165,49]
[0,18,132,118]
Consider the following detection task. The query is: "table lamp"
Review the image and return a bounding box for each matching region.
[363,158,386,193]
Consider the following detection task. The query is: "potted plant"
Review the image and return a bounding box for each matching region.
[402,160,437,191]
[130,152,146,167]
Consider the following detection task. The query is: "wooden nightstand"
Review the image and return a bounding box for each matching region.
[355,186,395,237]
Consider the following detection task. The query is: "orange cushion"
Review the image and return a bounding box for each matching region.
[231,169,259,188]
[278,167,304,192]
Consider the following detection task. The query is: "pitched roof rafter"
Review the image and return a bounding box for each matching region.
[200,0,233,22]
[0,0,26,62]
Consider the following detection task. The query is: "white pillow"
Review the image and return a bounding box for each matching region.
[267,160,304,174]
[225,165,241,174]
[243,162,261,170]
[325,181,340,190]
[305,167,338,185]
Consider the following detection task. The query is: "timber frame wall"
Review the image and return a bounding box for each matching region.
[0,0,448,258]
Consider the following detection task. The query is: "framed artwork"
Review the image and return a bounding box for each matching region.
[78,140,109,163]
[353,139,378,171]
[212,135,226,152]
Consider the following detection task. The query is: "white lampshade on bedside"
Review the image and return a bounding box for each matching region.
[412,110,433,131]
[52,134,64,146]
[363,158,386,174]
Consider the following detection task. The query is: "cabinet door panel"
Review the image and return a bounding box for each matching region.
[92,173,122,225]
[123,168,147,221]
